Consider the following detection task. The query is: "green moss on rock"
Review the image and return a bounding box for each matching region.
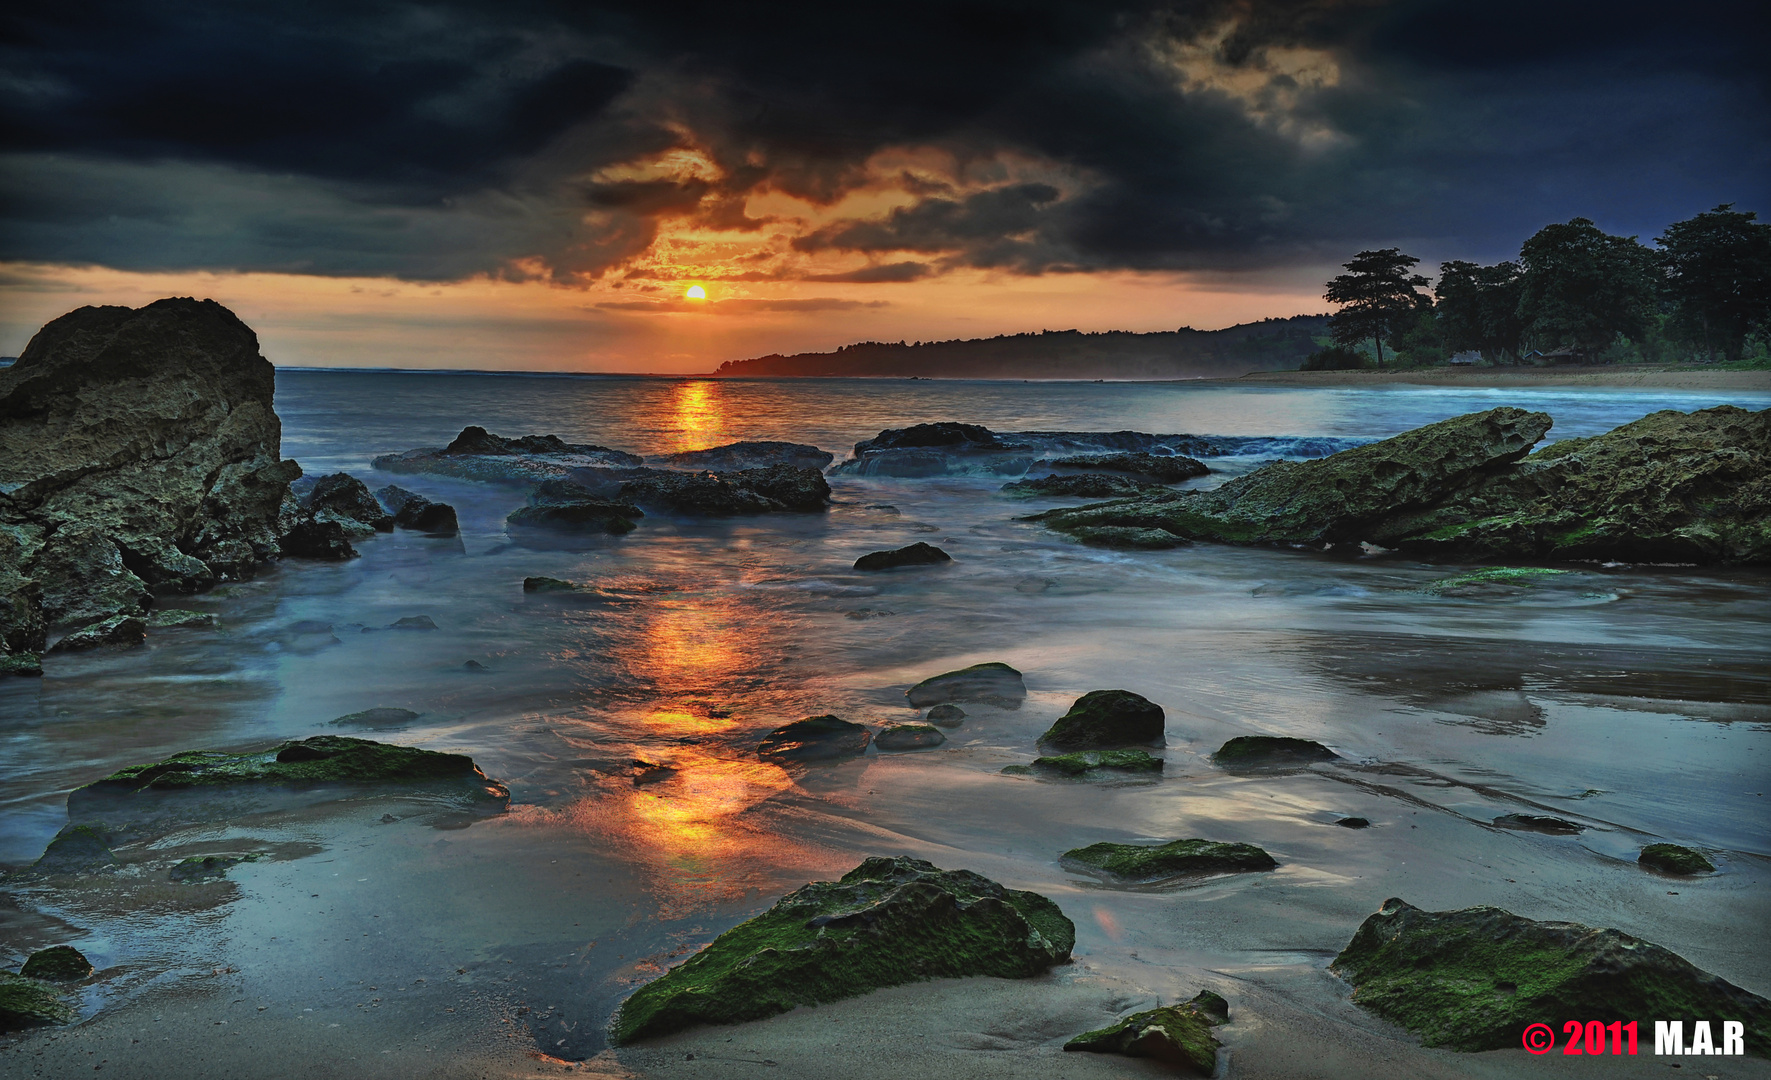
[0,972,73,1030]
[170,853,266,883]
[1011,749,1163,777]
[874,723,946,751]
[1064,990,1228,1074]
[0,652,43,678]
[610,856,1075,1044]
[31,825,116,874]
[1067,525,1190,549]
[1639,843,1715,875]
[1331,897,1771,1052]
[1038,690,1165,751]
[1063,839,1277,881]
[905,662,1026,709]
[146,609,217,629]
[329,707,419,728]
[1214,735,1338,769]
[1419,567,1569,594]
[76,735,493,794]
[19,946,91,982]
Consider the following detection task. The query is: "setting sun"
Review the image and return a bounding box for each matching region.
[684,284,706,300]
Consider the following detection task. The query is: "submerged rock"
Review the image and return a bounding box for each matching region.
[609,855,1075,1044]
[1000,474,1164,499]
[48,615,146,652]
[905,662,1025,709]
[1336,816,1371,829]
[1006,749,1163,777]
[1331,897,1771,1052]
[385,615,437,631]
[1419,567,1569,596]
[874,723,947,751]
[757,715,871,763]
[1049,452,1208,484]
[31,825,116,873]
[0,972,73,1030]
[1064,990,1228,1074]
[1639,843,1715,875]
[652,441,834,472]
[170,853,262,882]
[506,479,643,534]
[1038,690,1165,751]
[372,426,642,485]
[1214,736,1338,769]
[1065,525,1191,549]
[0,299,300,631]
[375,485,459,535]
[924,704,966,726]
[617,464,831,515]
[146,609,216,629]
[854,542,951,571]
[330,707,419,728]
[1063,839,1277,881]
[19,946,91,982]
[523,576,582,593]
[1493,813,1583,835]
[307,473,393,533]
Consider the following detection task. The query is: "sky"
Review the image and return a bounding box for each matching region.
[1,0,1766,372]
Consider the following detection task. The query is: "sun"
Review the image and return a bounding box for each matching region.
[684,284,707,300]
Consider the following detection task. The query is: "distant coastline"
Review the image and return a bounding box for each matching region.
[1234,364,1771,392]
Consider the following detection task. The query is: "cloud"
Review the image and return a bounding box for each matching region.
[803,262,933,283]
[595,297,887,314]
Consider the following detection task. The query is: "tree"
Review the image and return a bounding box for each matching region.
[1435,259,1525,363]
[1325,249,1429,368]
[1517,218,1658,358]
[1656,204,1771,362]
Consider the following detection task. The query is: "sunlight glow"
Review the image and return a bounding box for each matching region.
[684,284,707,299]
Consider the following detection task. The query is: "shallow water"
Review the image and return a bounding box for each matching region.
[4,375,1769,1074]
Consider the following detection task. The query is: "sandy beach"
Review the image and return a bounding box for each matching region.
[1234,365,1771,392]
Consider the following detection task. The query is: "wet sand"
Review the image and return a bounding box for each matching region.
[1235,365,1771,391]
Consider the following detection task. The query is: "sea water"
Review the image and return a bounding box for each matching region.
[3,374,1768,1070]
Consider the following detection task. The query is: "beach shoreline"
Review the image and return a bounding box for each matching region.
[1230,365,1771,392]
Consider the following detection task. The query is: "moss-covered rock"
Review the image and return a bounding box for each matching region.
[905,662,1025,709]
[757,715,871,763]
[0,972,73,1030]
[610,856,1074,1044]
[1063,990,1228,1074]
[1213,735,1338,769]
[1419,567,1569,595]
[924,704,966,726]
[1067,525,1191,549]
[146,608,217,629]
[48,614,146,652]
[1493,813,1582,835]
[1006,749,1163,777]
[854,542,951,571]
[1331,897,1771,1052]
[20,946,91,981]
[31,824,116,873]
[1039,690,1165,751]
[1000,474,1163,499]
[506,480,643,534]
[0,651,43,678]
[170,853,265,882]
[1050,452,1209,484]
[1063,839,1277,881]
[874,724,946,751]
[1639,843,1715,875]
[73,735,494,797]
[329,707,419,728]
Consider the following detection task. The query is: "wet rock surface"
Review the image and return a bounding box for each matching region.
[834,423,1356,478]
[277,517,358,560]
[1638,843,1715,875]
[145,608,216,629]
[905,662,1025,709]
[169,853,262,882]
[757,715,872,763]
[306,473,392,533]
[610,856,1075,1044]
[1331,897,1771,1052]
[30,825,116,873]
[48,614,146,652]
[374,485,459,535]
[855,542,951,571]
[1000,474,1165,499]
[0,972,73,1030]
[873,723,947,750]
[616,464,831,515]
[1213,735,1338,769]
[1493,813,1583,834]
[1062,839,1277,881]
[330,707,420,728]
[1050,451,1209,483]
[1038,690,1165,751]
[372,425,642,484]
[19,946,92,982]
[1064,990,1228,1074]
[506,479,643,534]
[1004,749,1163,777]
[924,704,967,726]
[651,441,834,472]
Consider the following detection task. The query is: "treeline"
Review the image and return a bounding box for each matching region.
[1307,205,1771,370]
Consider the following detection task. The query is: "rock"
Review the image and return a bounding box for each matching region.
[757,715,872,763]
[386,615,437,631]
[278,517,358,560]
[1007,749,1163,777]
[1,652,43,678]
[1213,736,1338,769]
[1062,839,1277,881]
[854,542,952,571]
[0,972,73,1030]
[170,853,262,882]
[1336,816,1371,829]
[652,441,834,472]
[924,704,966,726]
[523,576,581,593]
[1419,567,1569,596]
[330,707,419,728]
[1639,843,1715,875]
[20,947,92,982]
[372,426,642,485]
[905,662,1025,709]
[506,479,643,534]
[0,299,300,632]
[463,660,486,671]
[308,473,392,532]
[1,531,48,659]
[609,855,1075,1044]
[1066,525,1192,549]
[48,614,146,652]
[31,825,116,873]
[874,723,947,750]
[146,609,216,629]
[1038,690,1165,751]
[1063,990,1228,1074]
[617,464,831,515]
[374,485,459,535]
[1000,474,1164,499]
[1493,813,1582,835]
[1050,452,1209,484]
[1330,897,1771,1051]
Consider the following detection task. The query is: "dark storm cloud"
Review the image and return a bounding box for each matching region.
[1,0,1765,280]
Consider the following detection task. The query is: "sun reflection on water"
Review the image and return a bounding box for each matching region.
[667,380,727,453]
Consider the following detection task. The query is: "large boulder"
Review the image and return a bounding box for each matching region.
[0,299,303,640]
[1038,689,1165,750]
[371,426,642,484]
[616,464,831,515]
[0,972,73,1030]
[1331,897,1771,1052]
[20,947,92,982]
[905,662,1026,709]
[1064,990,1229,1075]
[506,479,642,534]
[307,473,392,534]
[610,856,1075,1043]
[375,485,459,535]
[1049,452,1208,483]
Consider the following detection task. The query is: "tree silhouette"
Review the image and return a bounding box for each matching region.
[1657,204,1771,362]
[1517,218,1657,358]
[1325,249,1429,368]
[1436,259,1525,364]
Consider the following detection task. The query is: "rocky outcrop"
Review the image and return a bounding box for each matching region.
[506,480,643,534]
[1000,474,1164,499]
[610,856,1075,1044]
[1331,897,1771,1052]
[19,947,91,982]
[1639,843,1715,875]
[278,517,357,560]
[906,662,1025,709]
[652,441,834,472]
[372,426,642,485]
[757,715,872,762]
[0,972,73,1030]
[0,300,302,643]
[1038,690,1165,750]
[1213,736,1338,770]
[1063,839,1277,881]
[1064,991,1229,1075]
[375,485,459,535]
[616,464,831,515]
[1033,406,1771,565]
[307,473,392,535]
[47,614,145,652]
[854,542,951,571]
[1049,452,1208,483]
